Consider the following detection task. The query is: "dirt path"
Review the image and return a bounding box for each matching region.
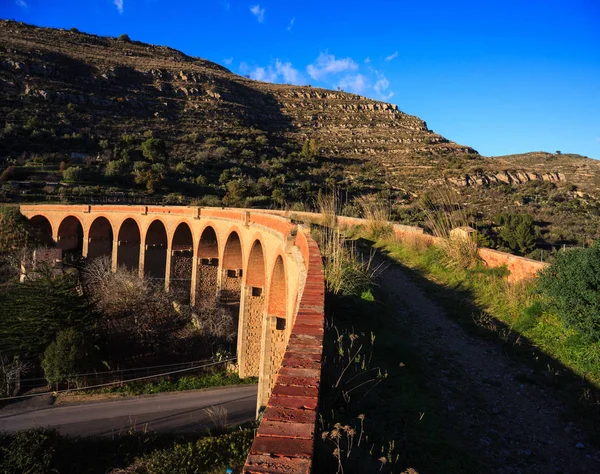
[377,259,600,473]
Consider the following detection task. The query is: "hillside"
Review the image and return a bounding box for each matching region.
[1,20,600,250]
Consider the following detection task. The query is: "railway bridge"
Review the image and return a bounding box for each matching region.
[20,204,324,473]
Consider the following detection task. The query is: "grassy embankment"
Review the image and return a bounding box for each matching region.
[369,232,600,390]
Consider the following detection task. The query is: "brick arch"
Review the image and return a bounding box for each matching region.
[87,216,114,262]
[238,239,267,378]
[28,215,54,244]
[194,224,220,305]
[57,215,83,257]
[220,228,244,304]
[222,229,244,270]
[171,221,194,303]
[116,217,141,272]
[267,254,287,318]
[144,219,168,281]
[198,223,219,259]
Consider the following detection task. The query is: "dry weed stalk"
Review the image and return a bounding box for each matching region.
[315,190,341,228]
[204,404,228,432]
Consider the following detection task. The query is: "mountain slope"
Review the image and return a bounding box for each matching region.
[2,20,600,249]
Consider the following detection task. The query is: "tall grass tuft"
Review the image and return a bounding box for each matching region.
[356,195,393,240]
[313,192,382,297]
[421,187,479,269]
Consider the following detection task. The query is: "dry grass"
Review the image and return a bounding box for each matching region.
[315,190,341,228]
[398,232,433,253]
[204,405,228,433]
[421,188,479,269]
[355,195,393,239]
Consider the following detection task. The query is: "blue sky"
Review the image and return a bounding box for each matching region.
[2,0,599,159]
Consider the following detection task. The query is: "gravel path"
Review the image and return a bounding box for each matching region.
[377,258,599,473]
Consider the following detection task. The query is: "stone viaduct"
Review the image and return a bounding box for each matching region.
[20,204,325,474]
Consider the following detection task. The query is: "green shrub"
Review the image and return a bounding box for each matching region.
[62,166,82,182]
[42,328,97,385]
[141,137,167,162]
[538,242,600,341]
[0,205,49,252]
[144,429,254,474]
[0,428,58,474]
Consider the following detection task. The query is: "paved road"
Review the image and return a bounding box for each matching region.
[0,385,257,437]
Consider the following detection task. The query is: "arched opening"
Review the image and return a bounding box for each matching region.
[57,216,83,262]
[196,226,219,305]
[238,239,266,378]
[87,217,113,262]
[171,222,194,303]
[28,215,53,246]
[144,220,167,282]
[221,231,243,305]
[117,218,141,272]
[258,255,288,408]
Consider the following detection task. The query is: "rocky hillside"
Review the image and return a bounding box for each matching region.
[2,20,600,250]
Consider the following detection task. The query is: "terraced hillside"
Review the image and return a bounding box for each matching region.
[1,20,600,250]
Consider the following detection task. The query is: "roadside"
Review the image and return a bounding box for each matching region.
[373,249,600,473]
[0,384,257,436]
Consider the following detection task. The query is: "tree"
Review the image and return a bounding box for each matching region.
[41,329,96,386]
[0,205,51,253]
[62,166,81,183]
[538,242,600,341]
[118,33,131,42]
[0,269,95,358]
[300,138,320,161]
[495,213,537,255]
[141,137,167,162]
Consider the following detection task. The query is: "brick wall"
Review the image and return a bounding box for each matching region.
[244,232,324,474]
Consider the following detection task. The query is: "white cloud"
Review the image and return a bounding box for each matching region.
[374,73,394,100]
[250,4,265,23]
[364,57,371,64]
[113,0,124,14]
[287,17,295,31]
[251,66,277,83]
[223,57,233,65]
[15,0,27,7]
[385,51,398,61]
[337,74,368,94]
[306,52,358,81]
[240,59,304,85]
[275,60,303,84]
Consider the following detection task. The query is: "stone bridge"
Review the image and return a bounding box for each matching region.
[20,204,325,474]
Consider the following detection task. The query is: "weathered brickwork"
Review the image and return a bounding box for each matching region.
[240,290,266,377]
[221,271,242,303]
[196,261,219,304]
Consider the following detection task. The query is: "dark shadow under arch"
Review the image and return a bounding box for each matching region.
[117,218,141,272]
[144,220,167,281]
[87,217,113,262]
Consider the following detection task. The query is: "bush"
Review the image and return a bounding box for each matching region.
[144,429,254,473]
[538,242,600,341]
[118,34,131,42]
[0,205,50,252]
[141,137,167,162]
[0,429,58,474]
[62,166,82,182]
[42,328,96,385]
